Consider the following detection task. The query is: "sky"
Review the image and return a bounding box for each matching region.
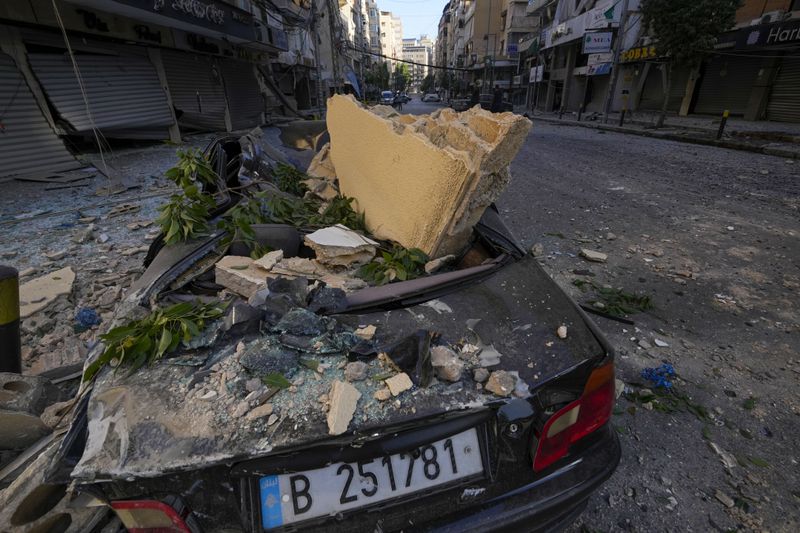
[379,0,449,40]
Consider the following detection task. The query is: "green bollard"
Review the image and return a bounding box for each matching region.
[0,266,21,373]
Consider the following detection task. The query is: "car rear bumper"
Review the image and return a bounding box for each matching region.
[427,427,621,533]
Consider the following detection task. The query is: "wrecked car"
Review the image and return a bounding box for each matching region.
[34,101,619,532]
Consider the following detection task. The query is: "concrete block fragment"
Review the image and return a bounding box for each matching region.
[430,346,464,382]
[306,143,338,182]
[304,225,377,267]
[254,250,284,271]
[327,380,361,435]
[18,267,75,318]
[215,256,271,298]
[326,95,531,258]
[385,372,413,396]
[485,370,517,397]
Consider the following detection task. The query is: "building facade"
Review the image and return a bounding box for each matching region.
[402,36,433,91]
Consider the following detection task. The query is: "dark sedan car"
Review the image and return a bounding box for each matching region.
[46,131,620,532]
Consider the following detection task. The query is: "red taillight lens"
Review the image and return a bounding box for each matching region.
[532,362,615,471]
[110,500,191,533]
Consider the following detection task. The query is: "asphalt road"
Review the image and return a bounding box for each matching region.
[501,122,799,532]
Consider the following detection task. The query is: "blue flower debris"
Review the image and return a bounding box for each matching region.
[641,363,675,389]
[75,307,102,332]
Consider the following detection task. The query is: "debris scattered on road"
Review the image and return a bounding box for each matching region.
[385,372,413,396]
[485,370,516,397]
[714,489,735,508]
[19,267,76,318]
[556,325,568,339]
[580,248,608,263]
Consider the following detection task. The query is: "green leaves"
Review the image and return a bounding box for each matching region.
[157,148,218,245]
[274,163,310,196]
[157,193,215,245]
[262,373,292,390]
[83,301,226,382]
[358,245,429,286]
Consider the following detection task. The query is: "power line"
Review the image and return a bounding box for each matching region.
[346,44,472,72]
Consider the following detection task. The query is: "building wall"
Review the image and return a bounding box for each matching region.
[735,0,792,24]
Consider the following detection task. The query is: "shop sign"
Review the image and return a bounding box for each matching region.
[529,64,544,83]
[732,18,800,48]
[116,0,254,41]
[583,32,612,54]
[587,62,612,76]
[621,46,658,62]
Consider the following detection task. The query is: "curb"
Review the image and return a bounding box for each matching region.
[532,116,800,160]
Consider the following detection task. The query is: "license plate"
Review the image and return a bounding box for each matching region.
[259,428,483,529]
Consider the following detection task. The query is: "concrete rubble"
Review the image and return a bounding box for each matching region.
[324,94,532,258]
[304,224,378,267]
[327,380,361,435]
[18,267,76,318]
[0,373,62,450]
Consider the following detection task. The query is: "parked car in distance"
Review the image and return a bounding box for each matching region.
[422,92,441,102]
[380,90,395,105]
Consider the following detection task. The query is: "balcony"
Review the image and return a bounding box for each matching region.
[508,15,537,32]
[527,0,554,14]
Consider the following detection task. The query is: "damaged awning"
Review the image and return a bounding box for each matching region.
[0,53,80,179]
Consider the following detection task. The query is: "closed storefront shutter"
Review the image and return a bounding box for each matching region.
[221,60,263,130]
[0,53,79,178]
[639,65,690,112]
[162,50,228,132]
[766,57,800,123]
[28,52,174,138]
[693,55,762,116]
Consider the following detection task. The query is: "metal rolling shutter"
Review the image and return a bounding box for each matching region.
[693,55,762,116]
[639,65,690,112]
[162,50,228,132]
[221,60,263,130]
[28,52,174,136]
[766,57,800,123]
[0,53,79,178]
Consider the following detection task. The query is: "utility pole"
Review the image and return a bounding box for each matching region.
[602,0,630,123]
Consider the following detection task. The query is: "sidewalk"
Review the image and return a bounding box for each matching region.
[530,110,800,159]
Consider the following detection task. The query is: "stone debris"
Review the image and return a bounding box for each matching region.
[307,143,338,182]
[715,489,735,508]
[654,338,669,347]
[254,250,284,271]
[557,325,568,339]
[215,256,271,298]
[473,368,490,383]
[354,325,377,340]
[430,346,464,382]
[18,266,76,318]
[580,249,608,263]
[325,94,531,258]
[708,441,737,470]
[373,388,392,401]
[245,403,274,421]
[304,224,378,267]
[424,254,456,274]
[385,372,413,396]
[327,380,361,435]
[485,370,516,397]
[344,361,368,382]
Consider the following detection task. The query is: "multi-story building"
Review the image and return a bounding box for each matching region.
[379,10,401,71]
[527,0,800,122]
[402,36,434,91]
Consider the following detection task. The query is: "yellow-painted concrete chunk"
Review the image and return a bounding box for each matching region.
[326,95,531,258]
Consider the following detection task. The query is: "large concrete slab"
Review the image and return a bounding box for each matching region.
[325,95,531,258]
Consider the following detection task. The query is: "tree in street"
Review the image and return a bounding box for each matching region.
[393,64,410,92]
[420,73,435,94]
[640,0,741,127]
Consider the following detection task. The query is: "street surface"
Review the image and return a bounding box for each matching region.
[503,122,799,532]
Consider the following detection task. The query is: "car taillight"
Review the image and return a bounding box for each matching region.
[110,500,191,533]
[532,362,615,472]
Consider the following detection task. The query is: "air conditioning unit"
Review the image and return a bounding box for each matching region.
[759,10,782,24]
